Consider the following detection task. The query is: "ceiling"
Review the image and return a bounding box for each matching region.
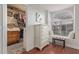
[28,4,74,12]
[8,4,74,12]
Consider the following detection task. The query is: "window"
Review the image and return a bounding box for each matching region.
[52,20,73,36]
[51,11,74,36]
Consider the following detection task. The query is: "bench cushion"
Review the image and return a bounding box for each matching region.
[50,35,69,40]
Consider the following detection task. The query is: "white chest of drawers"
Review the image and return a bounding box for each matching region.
[34,24,49,50]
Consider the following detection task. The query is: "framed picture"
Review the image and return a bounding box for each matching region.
[36,12,41,22]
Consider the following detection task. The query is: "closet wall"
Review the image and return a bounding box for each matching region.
[7,5,26,28]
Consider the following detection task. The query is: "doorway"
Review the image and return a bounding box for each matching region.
[7,4,27,54]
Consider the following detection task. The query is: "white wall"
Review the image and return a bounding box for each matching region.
[65,5,79,49]
[0,4,3,54]
[24,26,34,51]
[27,5,45,26]
[45,11,52,42]
[24,5,46,51]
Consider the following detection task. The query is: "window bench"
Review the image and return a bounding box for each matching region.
[53,38,65,48]
[50,35,69,48]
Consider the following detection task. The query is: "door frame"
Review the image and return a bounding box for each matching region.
[2,4,7,53]
[2,4,27,54]
[0,4,4,54]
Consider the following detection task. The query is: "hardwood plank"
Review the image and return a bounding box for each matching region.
[22,44,79,54]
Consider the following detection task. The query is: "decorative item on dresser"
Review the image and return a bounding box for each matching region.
[34,24,49,50]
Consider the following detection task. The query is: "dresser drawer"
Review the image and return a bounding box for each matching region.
[8,31,19,34]
[40,36,49,40]
[8,34,19,37]
[7,31,20,45]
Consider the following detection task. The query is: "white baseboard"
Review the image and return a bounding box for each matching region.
[25,46,34,52]
[66,44,79,50]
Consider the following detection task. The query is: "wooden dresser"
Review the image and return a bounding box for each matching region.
[7,31,20,45]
